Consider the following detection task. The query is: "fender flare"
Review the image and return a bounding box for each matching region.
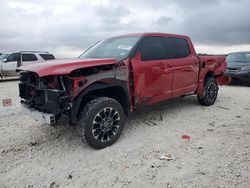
[70,81,130,124]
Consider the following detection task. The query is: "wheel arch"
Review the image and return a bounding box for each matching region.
[70,81,130,124]
[196,71,215,95]
[205,71,215,81]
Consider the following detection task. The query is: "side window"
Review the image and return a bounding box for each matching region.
[165,37,190,59]
[39,54,55,60]
[6,53,20,62]
[22,54,38,62]
[140,37,166,61]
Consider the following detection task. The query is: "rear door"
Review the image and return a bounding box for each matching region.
[2,53,20,76]
[131,36,173,105]
[165,37,199,97]
[21,53,39,65]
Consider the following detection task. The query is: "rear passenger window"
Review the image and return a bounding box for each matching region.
[39,54,55,60]
[165,38,190,59]
[22,54,38,61]
[140,37,166,61]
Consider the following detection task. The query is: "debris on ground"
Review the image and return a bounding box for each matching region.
[121,165,130,171]
[148,120,157,126]
[166,182,171,188]
[159,153,174,161]
[216,106,231,110]
[2,99,12,107]
[182,135,191,140]
[68,174,73,179]
[28,141,40,147]
[197,169,206,175]
[142,120,157,126]
[49,181,59,188]
[209,121,216,126]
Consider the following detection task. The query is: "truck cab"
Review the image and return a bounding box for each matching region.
[129,34,200,105]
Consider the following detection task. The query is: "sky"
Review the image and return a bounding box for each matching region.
[0,0,250,58]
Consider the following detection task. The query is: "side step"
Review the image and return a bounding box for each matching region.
[180,92,195,98]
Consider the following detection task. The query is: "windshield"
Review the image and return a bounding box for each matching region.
[0,54,9,61]
[227,52,250,63]
[79,36,141,59]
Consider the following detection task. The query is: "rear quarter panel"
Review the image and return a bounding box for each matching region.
[196,55,230,95]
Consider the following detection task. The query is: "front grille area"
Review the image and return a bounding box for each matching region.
[19,83,33,100]
[19,72,39,102]
[19,72,72,116]
[20,71,39,86]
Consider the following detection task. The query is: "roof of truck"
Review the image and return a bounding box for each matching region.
[113,32,189,38]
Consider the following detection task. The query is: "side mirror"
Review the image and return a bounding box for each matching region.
[2,58,7,62]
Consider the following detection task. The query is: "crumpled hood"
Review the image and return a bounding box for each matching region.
[18,58,117,77]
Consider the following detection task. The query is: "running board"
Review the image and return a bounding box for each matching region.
[180,92,195,97]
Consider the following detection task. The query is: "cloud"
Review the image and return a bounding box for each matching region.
[155,16,173,27]
[0,0,249,57]
[177,0,250,45]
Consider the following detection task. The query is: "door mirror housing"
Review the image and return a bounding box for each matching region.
[2,58,7,62]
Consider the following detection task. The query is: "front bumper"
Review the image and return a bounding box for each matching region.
[19,83,71,114]
[19,84,73,125]
[225,70,250,83]
[20,103,56,125]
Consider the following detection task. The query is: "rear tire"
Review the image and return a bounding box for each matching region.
[197,77,218,106]
[79,97,125,149]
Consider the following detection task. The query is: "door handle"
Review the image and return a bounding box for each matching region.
[163,64,173,73]
[165,64,172,68]
[151,67,163,75]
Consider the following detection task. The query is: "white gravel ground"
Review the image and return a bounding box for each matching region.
[0,81,250,188]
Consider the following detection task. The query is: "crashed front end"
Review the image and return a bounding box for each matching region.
[19,72,75,124]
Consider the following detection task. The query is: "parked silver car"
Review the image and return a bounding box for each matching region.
[0,51,55,78]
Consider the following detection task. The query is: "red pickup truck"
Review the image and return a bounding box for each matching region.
[18,33,230,149]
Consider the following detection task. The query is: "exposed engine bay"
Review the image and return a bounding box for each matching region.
[18,64,117,124]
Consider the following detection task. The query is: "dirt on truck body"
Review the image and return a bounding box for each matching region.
[17,33,231,149]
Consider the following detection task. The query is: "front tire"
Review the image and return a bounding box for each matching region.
[197,77,218,106]
[79,97,125,149]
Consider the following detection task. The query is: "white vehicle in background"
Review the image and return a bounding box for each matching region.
[0,53,9,61]
[0,51,55,78]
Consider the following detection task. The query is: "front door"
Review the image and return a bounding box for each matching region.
[131,36,173,105]
[2,53,20,76]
